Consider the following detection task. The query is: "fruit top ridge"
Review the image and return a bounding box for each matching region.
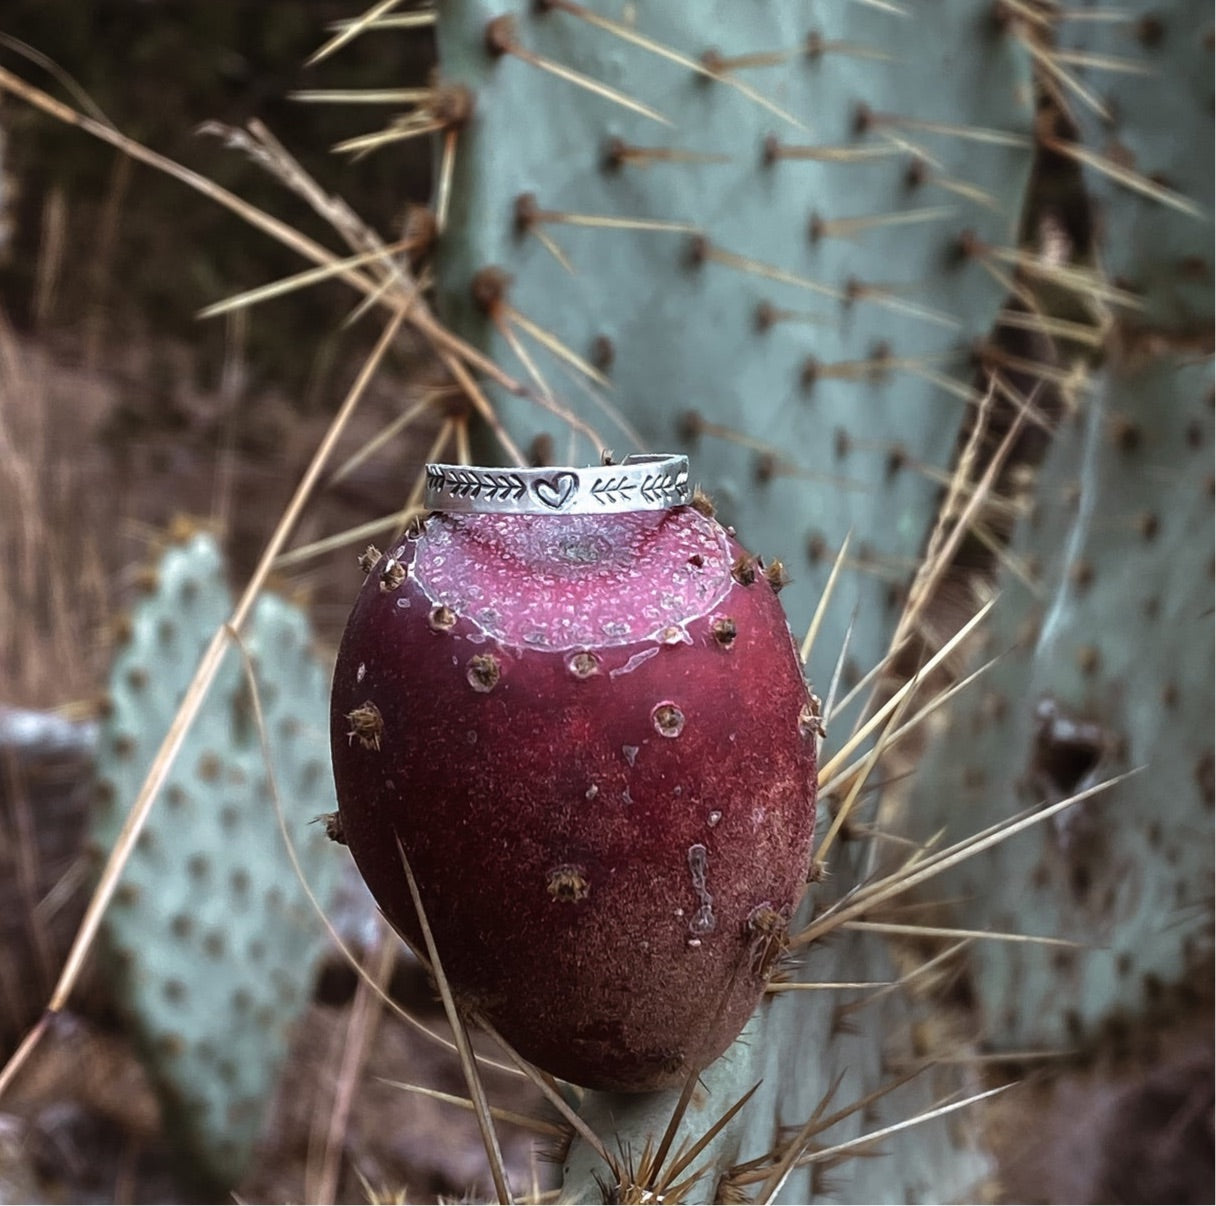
[414,507,732,650]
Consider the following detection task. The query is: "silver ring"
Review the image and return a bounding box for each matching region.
[424,453,691,515]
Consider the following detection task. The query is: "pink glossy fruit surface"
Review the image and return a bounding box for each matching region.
[330,505,817,1091]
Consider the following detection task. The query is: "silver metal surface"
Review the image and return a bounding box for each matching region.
[424,453,690,515]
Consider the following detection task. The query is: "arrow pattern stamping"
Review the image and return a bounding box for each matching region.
[640,469,690,504]
[590,474,638,505]
[429,467,527,501]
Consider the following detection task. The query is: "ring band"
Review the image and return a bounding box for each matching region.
[425,453,691,515]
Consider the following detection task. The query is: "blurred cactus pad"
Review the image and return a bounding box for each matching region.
[90,530,342,1189]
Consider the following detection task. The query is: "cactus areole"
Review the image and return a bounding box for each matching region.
[330,456,818,1090]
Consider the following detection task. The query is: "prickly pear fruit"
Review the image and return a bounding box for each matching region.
[330,498,817,1090]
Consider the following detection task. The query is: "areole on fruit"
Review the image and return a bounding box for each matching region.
[329,456,818,1091]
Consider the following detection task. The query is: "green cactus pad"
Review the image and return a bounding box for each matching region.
[896,354,1214,1052]
[434,0,1035,727]
[1056,0,1213,330]
[90,532,342,1189]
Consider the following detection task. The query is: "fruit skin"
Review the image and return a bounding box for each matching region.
[330,505,817,1091]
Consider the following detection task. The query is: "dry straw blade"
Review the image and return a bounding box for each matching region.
[395,839,515,1205]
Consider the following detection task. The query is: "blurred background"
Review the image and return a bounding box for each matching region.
[0,4,557,1201]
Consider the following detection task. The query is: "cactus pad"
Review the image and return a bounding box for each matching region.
[897,353,1214,1052]
[90,531,342,1188]
[1055,0,1213,331]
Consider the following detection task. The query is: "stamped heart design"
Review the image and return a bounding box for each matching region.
[533,472,578,509]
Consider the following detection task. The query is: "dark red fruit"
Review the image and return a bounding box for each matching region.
[330,506,817,1091]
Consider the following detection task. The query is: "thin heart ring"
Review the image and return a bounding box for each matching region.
[424,453,690,516]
